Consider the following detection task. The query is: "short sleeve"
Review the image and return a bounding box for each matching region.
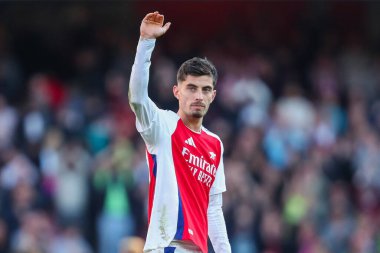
[209,145,226,195]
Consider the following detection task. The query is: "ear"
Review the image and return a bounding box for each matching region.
[210,89,216,103]
[173,85,180,100]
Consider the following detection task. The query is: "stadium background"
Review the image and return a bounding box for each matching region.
[0,1,380,253]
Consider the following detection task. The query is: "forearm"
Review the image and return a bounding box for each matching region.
[128,38,156,105]
[208,194,231,253]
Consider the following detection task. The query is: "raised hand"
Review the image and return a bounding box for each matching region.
[140,11,171,39]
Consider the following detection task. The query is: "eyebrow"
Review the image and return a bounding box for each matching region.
[186,83,214,89]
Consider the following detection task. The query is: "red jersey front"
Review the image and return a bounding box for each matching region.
[171,119,222,252]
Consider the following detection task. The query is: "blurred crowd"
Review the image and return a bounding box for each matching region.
[1,2,380,253]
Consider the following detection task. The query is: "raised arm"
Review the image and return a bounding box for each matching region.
[129,11,171,105]
[128,12,171,144]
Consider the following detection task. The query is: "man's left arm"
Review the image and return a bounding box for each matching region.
[208,193,231,253]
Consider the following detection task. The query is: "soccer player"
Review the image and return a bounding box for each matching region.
[129,11,231,253]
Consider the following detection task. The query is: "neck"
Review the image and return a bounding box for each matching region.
[178,112,203,133]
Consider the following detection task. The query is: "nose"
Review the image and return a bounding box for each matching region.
[195,90,204,100]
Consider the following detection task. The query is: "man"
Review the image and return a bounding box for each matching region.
[129,11,231,253]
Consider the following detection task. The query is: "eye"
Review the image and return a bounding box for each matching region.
[203,87,213,92]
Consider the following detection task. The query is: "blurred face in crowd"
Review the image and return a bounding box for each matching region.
[173,75,216,120]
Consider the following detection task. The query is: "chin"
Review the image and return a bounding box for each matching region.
[191,112,204,118]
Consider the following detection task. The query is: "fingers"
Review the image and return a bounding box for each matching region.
[143,11,165,25]
[162,22,171,33]
[148,12,158,23]
[155,14,164,24]
[143,12,154,21]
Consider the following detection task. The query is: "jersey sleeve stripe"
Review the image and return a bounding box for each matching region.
[152,154,157,177]
[164,247,176,253]
[174,189,185,240]
[147,152,157,224]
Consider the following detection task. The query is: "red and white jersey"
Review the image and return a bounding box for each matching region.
[129,39,226,253]
[142,109,226,253]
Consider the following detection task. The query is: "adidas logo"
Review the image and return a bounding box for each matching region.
[185,137,196,148]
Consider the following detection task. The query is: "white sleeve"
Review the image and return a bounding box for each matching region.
[209,143,226,195]
[128,38,161,147]
[208,193,231,253]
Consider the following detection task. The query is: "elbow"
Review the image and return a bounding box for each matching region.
[128,92,145,113]
[128,89,141,105]
[128,98,142,110]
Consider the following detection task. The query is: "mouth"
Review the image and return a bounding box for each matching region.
[191,103,205,108]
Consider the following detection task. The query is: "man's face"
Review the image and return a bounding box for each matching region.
[173,75,216,119]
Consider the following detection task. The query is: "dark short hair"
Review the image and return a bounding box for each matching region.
[177,57,218,87]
